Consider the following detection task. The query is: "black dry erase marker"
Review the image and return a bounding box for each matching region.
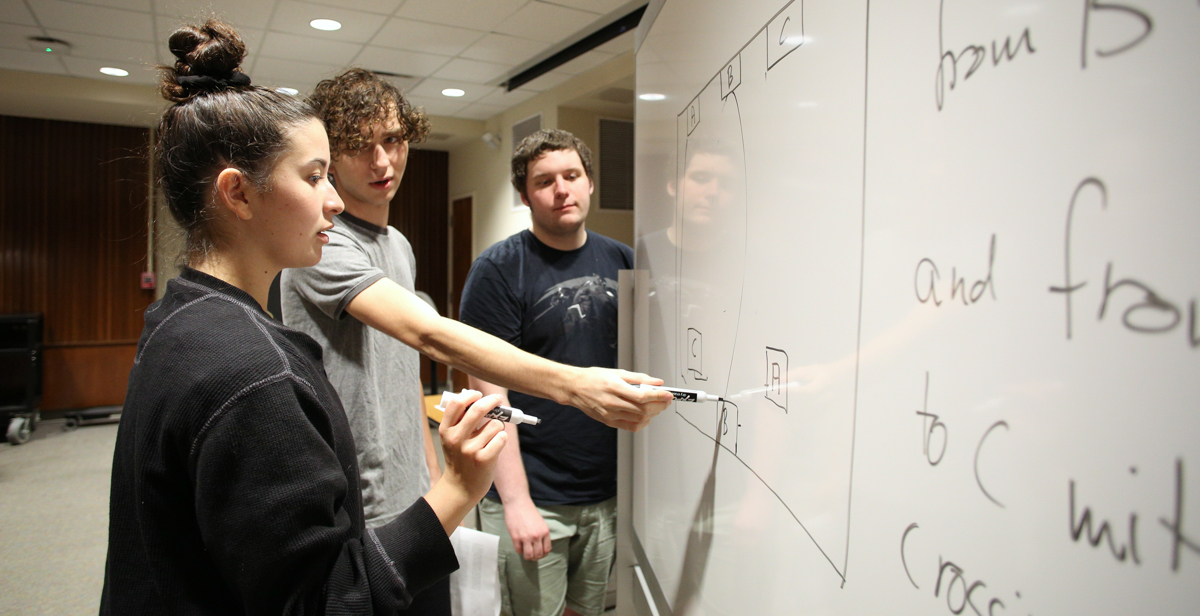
[437,391,541,425]
[635,383,725,403]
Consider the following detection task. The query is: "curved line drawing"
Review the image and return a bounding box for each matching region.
[717,88,751,405]
[901,522,920,589]
[975,420,1010,508]
[674,410,845,582]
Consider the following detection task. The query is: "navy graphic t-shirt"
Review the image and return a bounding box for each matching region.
[459,229,632,505]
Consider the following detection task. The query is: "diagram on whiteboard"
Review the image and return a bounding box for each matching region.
[636,0,869,595]
[634,0,1200,614]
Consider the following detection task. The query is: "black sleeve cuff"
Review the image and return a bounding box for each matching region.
[365,497,459,611]
[334,272,386,320]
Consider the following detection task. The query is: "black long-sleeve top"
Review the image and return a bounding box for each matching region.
[100,268,457,615]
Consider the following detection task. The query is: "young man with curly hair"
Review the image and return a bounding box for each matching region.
[281,70,674,616]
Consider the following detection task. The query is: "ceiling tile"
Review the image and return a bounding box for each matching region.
[454,102,506,121]
[154,0,275,31]
[352,46,450,78]
[431,57,509,84]
[494,2,599,44]
[395,0,526,33]
[541,0,628,14]
[0,1,38,27]
[553,50,613,75]
[30,0,154,40]
[0,23,45,52]
[257,31,362,66]
[267,0,388,43]
[374,72,421,93]
[476,86,537,108]
[370,18,485,58]
[45,30,156,65]
[61,54,158,84]
[459,33,549,67]
[403,94,467,117]
[300,0,405,17]
[76,0,151,11]
[408,78,490,103]
[0,47,68,74]
[516,69,572,92]
[250,56,346,94]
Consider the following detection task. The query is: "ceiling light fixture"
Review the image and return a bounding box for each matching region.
[310,19,342,31]
[442,88,465,97]
[100,67,129,77]
[638,93,666,101]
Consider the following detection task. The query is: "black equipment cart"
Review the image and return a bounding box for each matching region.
[0,313,43,445]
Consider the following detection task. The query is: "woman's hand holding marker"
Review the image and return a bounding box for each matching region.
[425,389,508,536]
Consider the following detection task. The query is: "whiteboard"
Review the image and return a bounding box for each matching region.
[630,0,1200,614]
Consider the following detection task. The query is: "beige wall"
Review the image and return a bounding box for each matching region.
[557,105,634,247]
[447,52,636,259]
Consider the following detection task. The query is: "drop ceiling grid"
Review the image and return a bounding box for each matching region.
[6,0,632,119]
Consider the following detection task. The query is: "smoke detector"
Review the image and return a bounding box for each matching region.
[29,36,72,55]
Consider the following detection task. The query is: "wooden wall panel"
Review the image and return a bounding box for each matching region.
[0,115,153,409]
[41,344,136,409]
[389,149,449,316]
[389,148,449,391]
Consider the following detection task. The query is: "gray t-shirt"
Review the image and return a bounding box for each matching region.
[280,212,428,528]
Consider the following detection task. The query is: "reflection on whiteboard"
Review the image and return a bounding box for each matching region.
[638,0,865,600]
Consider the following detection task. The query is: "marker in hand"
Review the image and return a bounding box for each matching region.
[436,391,541,425]
[635,383,726,403]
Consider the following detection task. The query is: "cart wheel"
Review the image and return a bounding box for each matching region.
[7,417,31,445]
[63,416,80,431]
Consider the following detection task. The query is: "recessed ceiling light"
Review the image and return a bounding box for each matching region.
[441,88,465,97]
[310,19,342,31]
[276,87,299,96]
[638,93,666,101]
[100,67,128,77]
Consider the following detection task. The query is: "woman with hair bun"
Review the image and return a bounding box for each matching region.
[100,20,508,615]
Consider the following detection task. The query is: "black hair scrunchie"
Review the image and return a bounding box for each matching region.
[177,72,251,91]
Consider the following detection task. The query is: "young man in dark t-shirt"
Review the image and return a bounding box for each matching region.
[459,129,631,616]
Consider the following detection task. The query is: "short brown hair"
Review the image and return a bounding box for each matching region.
[511,129,594,197]
[309,68,430,156]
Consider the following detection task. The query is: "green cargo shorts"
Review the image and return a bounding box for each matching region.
[479,496,617,616]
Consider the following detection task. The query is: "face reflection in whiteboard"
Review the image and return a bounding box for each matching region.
[670,149,743,250]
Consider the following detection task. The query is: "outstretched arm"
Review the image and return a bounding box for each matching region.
[346,278,673,431]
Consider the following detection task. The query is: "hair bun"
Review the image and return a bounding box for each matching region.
[159,19,248,103]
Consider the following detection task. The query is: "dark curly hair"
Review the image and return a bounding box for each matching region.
[155,19,318,263]
[511,129,594,197]
[309,68,430,156]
